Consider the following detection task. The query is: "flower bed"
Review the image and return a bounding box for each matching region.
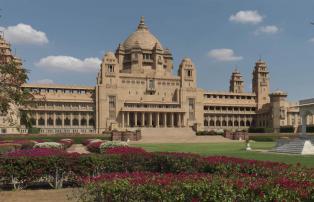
[79,172,314,201]
[0,149,314,201]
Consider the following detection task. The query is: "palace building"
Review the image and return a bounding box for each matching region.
[0,17,311,135]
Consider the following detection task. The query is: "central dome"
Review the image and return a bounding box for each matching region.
[122,16,163,50]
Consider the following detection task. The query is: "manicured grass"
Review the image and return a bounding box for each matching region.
[132,142,314,167]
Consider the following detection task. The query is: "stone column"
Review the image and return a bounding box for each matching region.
[164,113,167,127]
[44,112,48,128]
[178,113,181,127]
[181,114,185,127]
[171,113,174,127]
[156,113,159,127]
[35,112,39,127]
[53,113,56,127]
[70,113,73,127]
[134,112,138,127]
[301,112,307,137]
[87,113,90,127]
[122,112,125,128]
[312,115,314,125]
[78,113,81,127]
[149,112,153,127]
[62,113,65,127]
[126,112,130,127]
[142,112,145,127]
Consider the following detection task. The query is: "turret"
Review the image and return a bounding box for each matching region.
[269,90,288,132]
[229,68,244,93]
[252,59,270,109]
[98,52,119,85]
[178,58,196,88]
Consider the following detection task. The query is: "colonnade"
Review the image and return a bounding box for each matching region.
[120,112,184,128]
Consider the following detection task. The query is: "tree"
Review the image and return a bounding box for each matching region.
[0,61,34,124]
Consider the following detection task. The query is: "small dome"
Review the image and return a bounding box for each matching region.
[104,51,115,58]
[122,16,163,51]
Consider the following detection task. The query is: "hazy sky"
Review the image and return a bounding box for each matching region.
[1,0,314,101]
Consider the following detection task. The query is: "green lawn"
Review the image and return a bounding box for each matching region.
[132,142,314,167]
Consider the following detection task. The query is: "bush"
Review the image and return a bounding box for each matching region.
[280,126,294,133]
[28,127,40,134]
[34,142,63,149]
[307,125,314,133]
[78,172,314,202]
[87,141,104,153]
[99,141,128,153]
[248,127,266,133]
[249,135,277,142]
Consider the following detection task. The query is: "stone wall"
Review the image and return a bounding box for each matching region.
[111,130,141,141]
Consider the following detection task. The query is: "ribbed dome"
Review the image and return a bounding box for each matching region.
[122,16,163,51]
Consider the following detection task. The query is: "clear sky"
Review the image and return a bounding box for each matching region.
[1,0,314,101]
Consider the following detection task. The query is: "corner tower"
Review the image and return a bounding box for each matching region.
[252,59,270,109]
[229,69,244,93]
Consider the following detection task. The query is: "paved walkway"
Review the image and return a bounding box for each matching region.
[66,144,90,154]
[133,128,235,143]
[0,188,77,202]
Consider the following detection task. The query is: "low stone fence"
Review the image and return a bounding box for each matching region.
[224,131,249,140]
[111,130,141,141]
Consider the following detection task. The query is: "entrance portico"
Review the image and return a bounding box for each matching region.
[119,111,185,128]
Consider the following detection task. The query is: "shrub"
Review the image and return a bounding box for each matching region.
[99,141,128,153]
[87,141,104,153]
[58,138,74,149]
[0,143,21,154]
[78,172,314,202]
[104,146,147,155]
[4,148,68,157]
[82,139,103,146]
[248,127,266,133]
[280,126,294,133]
[34,142,63,149]
[249,135,277,142]
[307,125,314,133]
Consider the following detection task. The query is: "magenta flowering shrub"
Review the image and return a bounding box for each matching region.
[86,141,104,153]
[104,146,147,155]
[78,172,314,202]
[4,148,68,157]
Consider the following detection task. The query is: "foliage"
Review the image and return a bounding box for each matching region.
[78,171,314,202]
[280,126,294,133]
[99,141,128,153]
[34,142,63,149]
[0,62,34,116]
[248,127,274,133]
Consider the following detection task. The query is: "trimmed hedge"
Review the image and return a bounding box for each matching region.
[280,126,294,133]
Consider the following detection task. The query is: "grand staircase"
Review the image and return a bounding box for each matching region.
[136,128,234,143]
[272,138,314,155]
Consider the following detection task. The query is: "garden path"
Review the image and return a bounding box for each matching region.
[66,144,90,154]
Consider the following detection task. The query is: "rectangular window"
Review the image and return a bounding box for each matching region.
[108,64,114,73]
[188,98,195,120]
[109,96,116,120]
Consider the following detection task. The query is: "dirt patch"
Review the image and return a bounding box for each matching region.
[0,188,79,202]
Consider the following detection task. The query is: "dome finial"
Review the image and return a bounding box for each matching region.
[137,16,148,30]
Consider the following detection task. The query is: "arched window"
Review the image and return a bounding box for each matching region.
[234,120,239,126]
[228,121,233,126]
[222,120,227,126]
[38,118,45,126]
[47,118,54,126]
[72,118,79,126]
[240,121,245,126]
[204,120,208,126]
[210,120,215,126]
[81,118,87,126]
[89,118,95,126]
[65,118,71,126]
[216,120,221,126]
[30,118,36,125]
[246,120,251,127]
[56,118,62,126]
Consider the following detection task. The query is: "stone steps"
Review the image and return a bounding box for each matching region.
[135,128,234,143]
[272,139,314,154]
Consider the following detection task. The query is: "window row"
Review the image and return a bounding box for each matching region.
[204,94,255,100]
[28,88,93,95]
[204,106,256,112]
[124,103,180,109]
